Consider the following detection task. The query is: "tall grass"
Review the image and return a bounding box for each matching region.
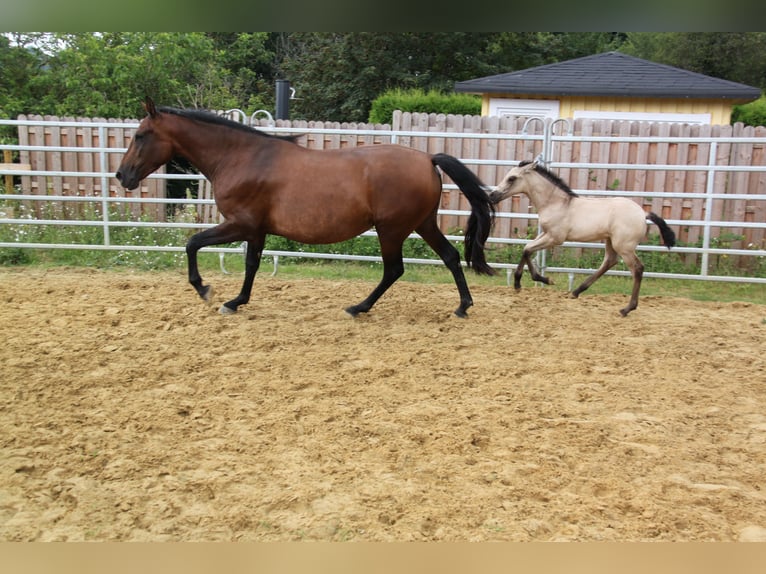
[1,197,764,305]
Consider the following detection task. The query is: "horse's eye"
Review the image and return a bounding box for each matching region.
[507,176,517,185]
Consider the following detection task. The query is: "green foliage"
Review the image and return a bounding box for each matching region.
[484,32,626,71]
[0,201,192,270]
[2,208,764,289]
[280,33,499,122]
[368,89,481,124]
[3,32,766,123]
[1,33,279,119]
[621,32,766,91]
[732,95,766,127]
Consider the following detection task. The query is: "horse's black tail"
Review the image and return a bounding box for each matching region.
[431,153,496,276]
[647,212,676,249]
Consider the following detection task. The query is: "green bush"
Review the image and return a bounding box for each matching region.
[732,94,766,127]
[368,89,481,124]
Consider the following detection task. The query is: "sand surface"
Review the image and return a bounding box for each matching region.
[1,267,765,541]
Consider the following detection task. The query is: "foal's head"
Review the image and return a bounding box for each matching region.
[490,160,577,204]
[490,160,540,203]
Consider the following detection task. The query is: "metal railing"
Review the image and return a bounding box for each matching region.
[1,115,765,285]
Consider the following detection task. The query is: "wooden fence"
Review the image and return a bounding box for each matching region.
[16,115,165,220]
[13,112,766,251]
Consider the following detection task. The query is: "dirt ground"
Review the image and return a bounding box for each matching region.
[1,267,765,541]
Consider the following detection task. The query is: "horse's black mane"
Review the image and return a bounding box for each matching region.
[519,160,578,197]
[158,106,300,143]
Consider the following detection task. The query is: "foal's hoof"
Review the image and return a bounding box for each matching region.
[219,304,237,315]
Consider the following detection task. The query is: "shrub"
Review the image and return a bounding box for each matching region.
[368,89,481,124]
[732,94,766,127]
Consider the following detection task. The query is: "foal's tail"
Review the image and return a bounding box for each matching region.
[647,212,676,249]
[431,153,496,275]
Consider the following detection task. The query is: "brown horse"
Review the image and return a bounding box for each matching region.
[116,98,496,317]
[492,160,676,316]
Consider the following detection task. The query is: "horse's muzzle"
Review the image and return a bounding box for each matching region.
[115,169,139,191]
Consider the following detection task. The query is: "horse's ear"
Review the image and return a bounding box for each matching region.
[143,97,158,118]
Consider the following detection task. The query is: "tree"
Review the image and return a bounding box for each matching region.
[622,33,766,90]
[206,32,280,113]
[280,33,498,122]
[485,32,626,72]
[0,34,43,119]
[8,32,762,125]
[2,33,270,119]
[41,33,243,118]
[279,33,630,122]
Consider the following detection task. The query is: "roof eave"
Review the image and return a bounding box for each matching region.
[455,84,762,101]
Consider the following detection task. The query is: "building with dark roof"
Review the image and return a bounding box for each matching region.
[454,52,761,125]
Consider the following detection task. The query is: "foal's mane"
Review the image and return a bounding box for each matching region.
[519,160,578,197]
[157,106,301,143]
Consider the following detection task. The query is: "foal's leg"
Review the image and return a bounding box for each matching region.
[345,235,405,317]
[514,232,555,290]
[617,250,644,317]
[416,216,474,317]
[186,221,244,302]
[220,236,265,315]
[571,239,619,299]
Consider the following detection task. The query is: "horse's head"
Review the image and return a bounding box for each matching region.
[116,97,176,190]
[489,161,538,203]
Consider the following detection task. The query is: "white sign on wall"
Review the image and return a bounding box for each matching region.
[489,98,560,120]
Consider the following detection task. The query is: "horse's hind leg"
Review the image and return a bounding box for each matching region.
[571,239,618,299]
[417,217,473,317]
[220,236,265,315]
[618,251,644,317]
[345,237,405,317]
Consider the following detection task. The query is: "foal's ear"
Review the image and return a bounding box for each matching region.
[143,96,158,118]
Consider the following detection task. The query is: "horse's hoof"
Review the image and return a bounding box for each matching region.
[200,285,213,303]
[453,309,468,318]
[219,304,237,315]
[344,304,368,318]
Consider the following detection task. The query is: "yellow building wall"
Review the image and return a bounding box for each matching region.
[481,94,735,124]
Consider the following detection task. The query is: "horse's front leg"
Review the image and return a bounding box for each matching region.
[186,221,244,304]
[514,233,555,290]
[220,236,265,315]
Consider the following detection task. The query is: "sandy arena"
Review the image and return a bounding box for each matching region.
[1,267,765,541]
